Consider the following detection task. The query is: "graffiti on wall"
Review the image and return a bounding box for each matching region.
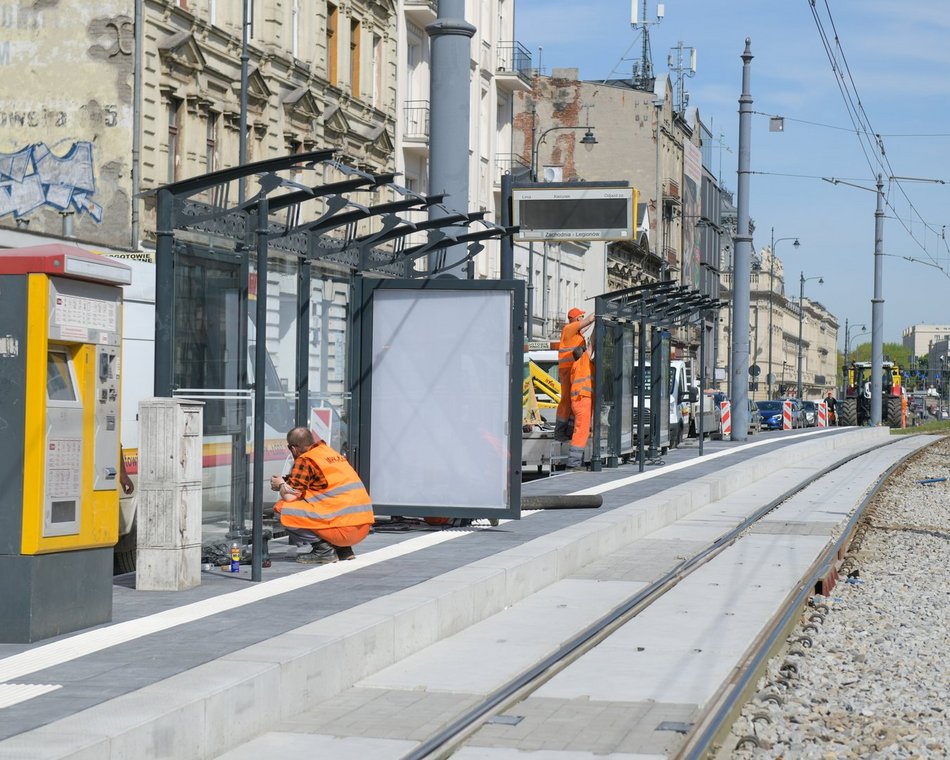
[0,141,102,223]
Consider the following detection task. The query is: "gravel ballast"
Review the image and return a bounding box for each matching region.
[728,434,950,758]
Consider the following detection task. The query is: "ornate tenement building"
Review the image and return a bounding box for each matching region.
[1,1,400,250]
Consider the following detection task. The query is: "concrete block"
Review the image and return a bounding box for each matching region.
[0,731,108,760]
[200,661,282,755]
[136,485,203,549]
[296,609,396,686]
[135,545,201,591]
[357,589,442,660]
[136,398,203,592]
[222,632,346,715]
[427,565,509,624]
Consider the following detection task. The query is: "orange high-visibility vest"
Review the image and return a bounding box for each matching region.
[571,350,593,399]
[558,320,586,374]
[276,444,374,531]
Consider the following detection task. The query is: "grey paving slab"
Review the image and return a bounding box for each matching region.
[216,733,416,759]
[358,579,645,694]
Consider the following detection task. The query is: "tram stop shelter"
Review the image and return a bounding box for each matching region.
[591,281,724,472]
[148,150,523,580]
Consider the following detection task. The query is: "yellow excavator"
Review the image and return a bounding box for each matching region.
[523,360,561,426]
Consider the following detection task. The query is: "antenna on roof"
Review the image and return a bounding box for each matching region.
[630,0,663,92]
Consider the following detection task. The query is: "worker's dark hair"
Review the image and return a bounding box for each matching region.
[287,426,317,449]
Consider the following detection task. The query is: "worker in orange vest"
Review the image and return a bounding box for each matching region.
[272,427,375,564]
[554,307,595,441]
[565,337,593,470]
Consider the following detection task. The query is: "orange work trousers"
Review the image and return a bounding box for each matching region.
[570,394,592,449]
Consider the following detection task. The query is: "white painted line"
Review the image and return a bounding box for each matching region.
[0,430,831,689]
[0,683,61,709]
[0,530,465,684]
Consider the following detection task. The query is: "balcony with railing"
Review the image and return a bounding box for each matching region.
[404,0,437,26]
[403,100,430,152]
[494,153,531,187]
[495,41,532,92]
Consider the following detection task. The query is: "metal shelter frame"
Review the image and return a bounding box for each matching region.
[150,150,515,581]
[592,281,725,473]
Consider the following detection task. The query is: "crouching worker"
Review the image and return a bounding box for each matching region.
[272,426,374,564]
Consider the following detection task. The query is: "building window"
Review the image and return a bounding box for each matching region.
[205,111,218,173]
[327,3,338,85]
[167,97,182,182]
[291,0,299,58]
[286,138,303,183]
[350,18,361,98]
[371,33,383,107]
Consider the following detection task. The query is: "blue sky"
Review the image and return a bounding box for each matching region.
[515,0,950,347]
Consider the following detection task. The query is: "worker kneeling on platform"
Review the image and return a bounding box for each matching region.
[272,427,375,564]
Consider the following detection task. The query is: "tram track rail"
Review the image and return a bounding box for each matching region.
[400,435,915,760]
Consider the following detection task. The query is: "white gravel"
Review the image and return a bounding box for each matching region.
[728,434,950,759]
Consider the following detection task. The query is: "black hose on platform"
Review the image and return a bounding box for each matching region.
[521,494,603,510]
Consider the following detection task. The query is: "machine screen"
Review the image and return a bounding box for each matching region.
[47,351,77,402]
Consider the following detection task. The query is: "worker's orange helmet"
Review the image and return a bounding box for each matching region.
[568,307,584,320]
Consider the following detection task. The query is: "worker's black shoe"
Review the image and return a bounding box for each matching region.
[296,542,337,564]
[335,545,356,561]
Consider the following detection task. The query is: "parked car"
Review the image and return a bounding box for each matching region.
[756,398,805,430]
[710,393,758,437]
[801,399,818,427]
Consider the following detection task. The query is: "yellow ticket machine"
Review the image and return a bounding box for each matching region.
[0,244,131,642]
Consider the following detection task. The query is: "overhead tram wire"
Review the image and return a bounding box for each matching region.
[806,1,950,273]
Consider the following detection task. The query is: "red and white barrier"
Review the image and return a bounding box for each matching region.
[782,399,793,430]
[720,401,731,437]
[817,401,827,427]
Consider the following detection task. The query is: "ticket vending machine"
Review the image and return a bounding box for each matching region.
[0,244,131,642]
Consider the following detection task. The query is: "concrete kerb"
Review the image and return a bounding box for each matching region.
[0,429,891,760]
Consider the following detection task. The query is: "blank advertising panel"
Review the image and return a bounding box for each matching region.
[366,284,519,516]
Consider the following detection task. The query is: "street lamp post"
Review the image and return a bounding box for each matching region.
[526,118,596,339]
[797,271,823,399]
[767,229,799,399]
[532,125,597,181]
[842,318,866,390]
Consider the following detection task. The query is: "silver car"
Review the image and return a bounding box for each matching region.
[801,400,818,427]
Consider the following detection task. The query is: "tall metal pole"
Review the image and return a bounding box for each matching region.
[843,317,850,393]
[427,0,476,277]
[731,39,754,441]
[655,99,663,274]
[767,226,774,398]
[797,271,804,399]
[499,173,514,280]
[870,174,885,425]
[251,192,268,583]
[239,0,251,204]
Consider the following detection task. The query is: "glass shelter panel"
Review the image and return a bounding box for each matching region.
[172,249,248,546]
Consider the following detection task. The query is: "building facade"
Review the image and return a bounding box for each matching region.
[511,70,726,345]
[1,0,402,251]
[394,0,529,279]
[718,244,838,401]
[902,324,950,358]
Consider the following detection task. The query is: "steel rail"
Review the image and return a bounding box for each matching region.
[400,435,907,760]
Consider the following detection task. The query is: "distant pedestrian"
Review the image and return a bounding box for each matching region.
[554,307,594,441]
[272,427,374,564]
[824,390,837,425]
